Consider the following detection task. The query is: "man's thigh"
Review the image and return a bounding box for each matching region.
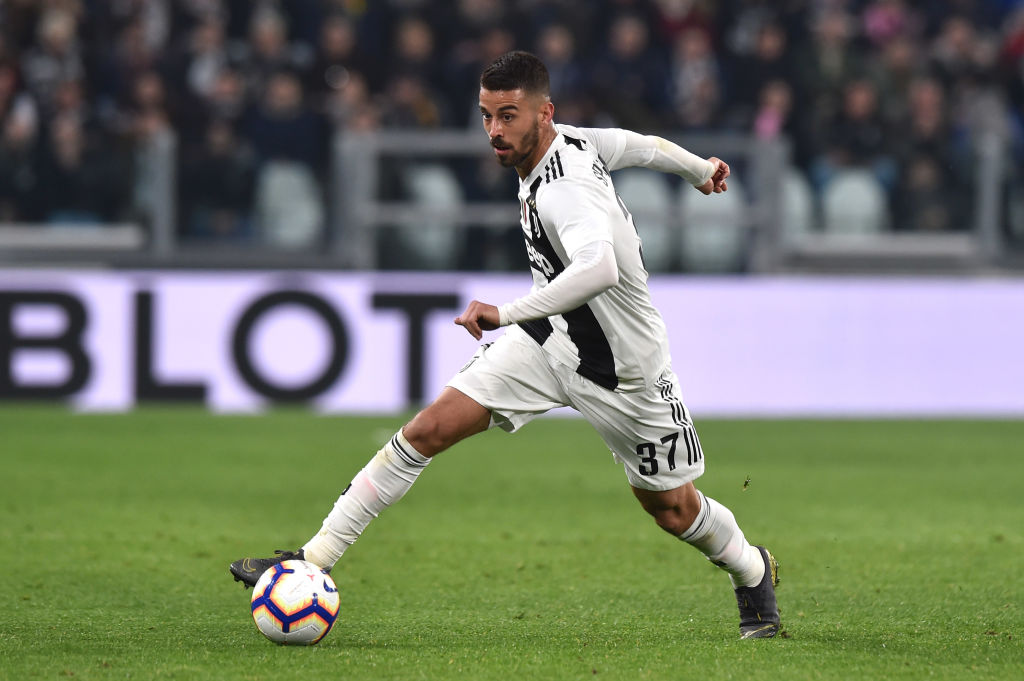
[446,327,569,433]
[568,367,706,492]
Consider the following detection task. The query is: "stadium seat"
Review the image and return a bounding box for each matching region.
[613,169,675,271]
[678,173,749,272]
[255,161,324,249]
[821,169,889,234]
[780,167,817,243]
[401,163,463,269]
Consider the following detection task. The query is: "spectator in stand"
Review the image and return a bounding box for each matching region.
[728,21,796,126]
[796,10,866,140]
[323,69,371,131]
[93,17,166,119]
[892,77,970,233]
[445,25,517,127]
[535,23,586,101]
[178,15,230,102]
[235,8,313,101]
[1000,8,1024,153]
[534,23,590,125]
[2,1,1023,249]
[896,77,965,169]
[48,78,92,131]
[930,15,986,89]
[20,8,85,116]
[752,79,790,140]
[242,69,326,249]
[380,72,448,129]
[0,60,38,138]
[387,17,446,96]
[127,71,175,129]
[811,78,898,193]
[894,155,955,232]
[242,70,325,171]
[164,15,232,149]
[179,117,255,241]
[589,13,672,129]
[307,14,372,113]
[0,62,40,221]
[871,35,924,126]
[670,27,722,130]
[861,0,918,48]
[652,0,715,46]
[203,67,247,129]
[935,15,1016,158]
[36,114,126,223]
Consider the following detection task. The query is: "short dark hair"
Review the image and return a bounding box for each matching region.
[480,51,550,96]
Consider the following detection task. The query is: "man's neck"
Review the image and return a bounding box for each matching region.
[516,123,559,179]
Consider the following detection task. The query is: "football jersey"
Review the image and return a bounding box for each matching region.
[515,123,671,392]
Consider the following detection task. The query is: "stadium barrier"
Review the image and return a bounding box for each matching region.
[0,130,1013,271]
[1,270,1021,416]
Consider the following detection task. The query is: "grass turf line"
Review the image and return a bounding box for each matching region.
[0,407,1021,680]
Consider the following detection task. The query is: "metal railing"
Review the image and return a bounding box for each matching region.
[0,128,1015,272]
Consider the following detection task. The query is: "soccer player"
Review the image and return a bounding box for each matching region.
[231,51,781,639]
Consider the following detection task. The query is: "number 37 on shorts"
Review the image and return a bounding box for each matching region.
[636,430,704,477]
[613,423,705,492]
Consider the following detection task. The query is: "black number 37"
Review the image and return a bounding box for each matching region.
[636,432,679,476]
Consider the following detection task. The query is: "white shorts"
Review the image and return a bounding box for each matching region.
[446,326,705,491]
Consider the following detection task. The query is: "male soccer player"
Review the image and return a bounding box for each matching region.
[231,51,780,639]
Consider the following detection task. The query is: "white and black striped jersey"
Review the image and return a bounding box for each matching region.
[514,123,673,392]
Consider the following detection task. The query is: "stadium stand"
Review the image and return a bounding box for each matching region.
[0,0,1022,270]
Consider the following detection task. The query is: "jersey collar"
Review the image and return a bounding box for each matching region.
[521,124,563,187]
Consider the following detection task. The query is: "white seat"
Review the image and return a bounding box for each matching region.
[821,170,889,234]
[400,163,463,269]
[780,167,817,243]
[613,169,675,271]
[255,161,324,249]
[678,173,749,272]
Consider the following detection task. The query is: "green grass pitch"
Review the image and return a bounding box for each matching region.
[0,407,1021,680]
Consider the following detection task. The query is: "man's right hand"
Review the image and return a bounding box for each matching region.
[454,300,501,341]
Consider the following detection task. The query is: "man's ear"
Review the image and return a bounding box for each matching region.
[539,99,554,124]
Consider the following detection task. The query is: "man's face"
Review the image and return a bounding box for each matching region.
[479,87,544,170]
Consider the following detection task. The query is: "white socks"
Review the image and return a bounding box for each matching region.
[303,430,430,569]
[301,433,762,591]
[678,491,765,588]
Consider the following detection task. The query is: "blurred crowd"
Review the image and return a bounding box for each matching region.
[1,0,1023,252]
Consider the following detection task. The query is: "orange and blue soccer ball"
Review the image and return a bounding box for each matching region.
[250,560,340,645]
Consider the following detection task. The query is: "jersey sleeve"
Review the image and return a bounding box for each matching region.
[536,176,615,260]
[565,125,714,186]
[498,241,618,326]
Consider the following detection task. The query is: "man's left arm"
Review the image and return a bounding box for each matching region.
[576,127,730,195]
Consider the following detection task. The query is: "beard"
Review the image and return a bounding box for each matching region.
[492,121,541,169]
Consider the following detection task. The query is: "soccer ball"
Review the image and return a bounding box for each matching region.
[250,560,340,645]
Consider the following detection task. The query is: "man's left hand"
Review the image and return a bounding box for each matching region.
[695,157,730,195]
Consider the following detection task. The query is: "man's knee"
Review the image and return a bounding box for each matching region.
[403,389,491,456]
[633,483,702,536]
[403,410,455,456]
[649,507,691,535]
